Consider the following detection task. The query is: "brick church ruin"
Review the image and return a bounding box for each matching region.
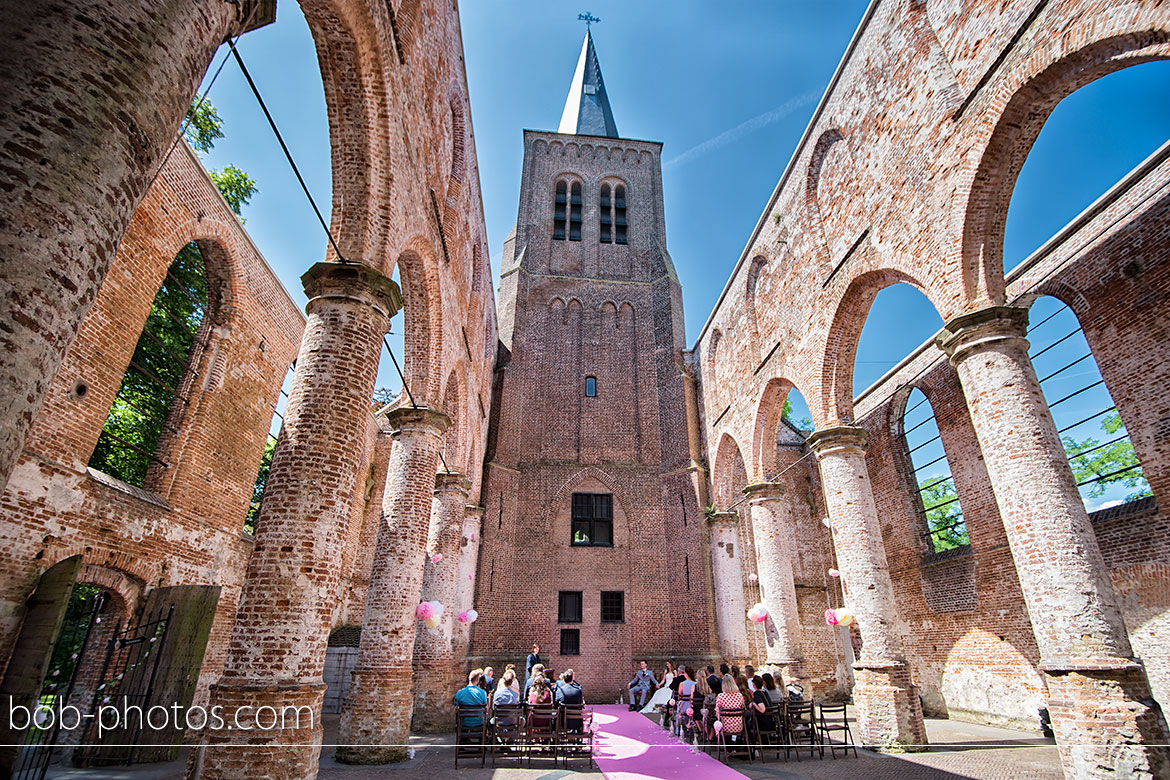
[0,2,1168,779]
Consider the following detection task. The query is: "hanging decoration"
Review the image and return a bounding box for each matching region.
[748,573,758,582]
[431,553,444,564]
[828,568,840,578]
[458,609,478,624]
[747,603,768,623]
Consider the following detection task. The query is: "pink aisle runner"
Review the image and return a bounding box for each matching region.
[590,704,750,780]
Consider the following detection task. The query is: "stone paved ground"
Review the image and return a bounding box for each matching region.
[46,715,1062,780]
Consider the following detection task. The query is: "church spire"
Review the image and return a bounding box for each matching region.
[557,29,619,138]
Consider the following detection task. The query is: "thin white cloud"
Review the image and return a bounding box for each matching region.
[664,91,820,169]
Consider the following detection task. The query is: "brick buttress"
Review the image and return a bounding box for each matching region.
[742,482,807,682]
[938,306,1170,780]
[808,425,928,750]
[706,511,749,661]
[336,405,449,763]
[195,262,401,780]
[411,471,471,732]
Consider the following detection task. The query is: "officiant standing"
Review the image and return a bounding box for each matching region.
[627,660,659,711]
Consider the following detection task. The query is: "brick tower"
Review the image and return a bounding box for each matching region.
[470,30,715,700]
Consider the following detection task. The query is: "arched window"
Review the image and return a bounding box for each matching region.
[901,387,968,552]
[553,180,567,240]
[569,181,583,241]
[246,362,295,534]
[89,241,211,487]
[1027,297,1149,510]
[613,184,627,244]
[599,184,612,243]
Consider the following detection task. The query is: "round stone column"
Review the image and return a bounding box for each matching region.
[937,306,1169,779]
[411,472,471,732]
[742,482,806,679]
[808,425,926,750]
[452,505,485,660]
[198,262,402,780]
[707,511,750,661]
[336,405,449,764]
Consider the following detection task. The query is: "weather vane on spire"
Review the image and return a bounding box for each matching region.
[578,12,601,30]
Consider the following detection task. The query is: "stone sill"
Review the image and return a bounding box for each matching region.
[1088,495,1158,525]
[86,467,171,511]
[919,544,972,568]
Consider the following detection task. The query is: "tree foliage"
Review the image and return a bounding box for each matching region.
[183,98,258,219]
[1062,412,1151,501]
[245,436,277,535]
[89,243,208,486]
[781,397,813,431]
[209,165,258,217]
[918,477,969,551]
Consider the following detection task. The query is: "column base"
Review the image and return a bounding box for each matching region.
[852,662,927,751]
[335,665,413,765]
[1043,662,1170,780]
[193,681,324,780]
[411,658,461,733]
[767,658,809,691]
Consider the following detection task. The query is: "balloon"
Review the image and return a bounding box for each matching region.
[747,603,769,623]
[828,568,840,578]
[457,609,479,624]
[748,573,758,582]
[835,608,855,626]
[714,720,723,734]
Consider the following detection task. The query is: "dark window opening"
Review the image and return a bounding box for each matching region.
[571,492,613,547]
[600,183,612,243]
[89,241,210,487]
[585,376,597,397]
[560,628,580,656]
[601,591,624,623]
[558,590,583,623]
[569,181,583,241]
[614,184,627,244]
[553,180,567,240]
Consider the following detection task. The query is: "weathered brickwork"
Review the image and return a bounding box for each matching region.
[697,2,1170,775]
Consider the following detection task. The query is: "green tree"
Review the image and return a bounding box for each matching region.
[1062,412,1151,501]
[781,397,813,431]
[245,436,277,535]
[182,98,258,219]
[919,478,969,551]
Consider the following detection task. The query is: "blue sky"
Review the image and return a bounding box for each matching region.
[195,2,1168,507]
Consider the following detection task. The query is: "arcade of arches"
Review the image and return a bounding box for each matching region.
[1,2,1169,780]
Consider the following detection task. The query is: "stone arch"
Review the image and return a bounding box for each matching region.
[712,432,749,511]
[440,364,467,474]
[751,376,816,480]
[961,31,1170,306]
[544,466,634,534]
[804,127,847,266]
[819,269,941,424]
[617,302,634,331]
[390,0,424,61]
[442,81,467,246]
[394,239,444,403]
[903,0,963,115]
[745,255,768,301]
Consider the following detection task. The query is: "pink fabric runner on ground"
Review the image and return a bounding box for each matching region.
[590,704,750,780]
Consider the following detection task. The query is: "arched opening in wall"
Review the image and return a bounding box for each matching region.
[1026,296,1150,513]
[373,264,408,409]
[751,377,813,481]
[1004,62,1170,274]
[712,434,748,514]
[440,368,465,474]
[900,387,968,552]
[850,283,943,401]
[88,241,219,491]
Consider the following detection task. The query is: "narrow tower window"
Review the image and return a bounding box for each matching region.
[599,184,612,243]
[553,180,567,240]
[585,376,597,397]
[569,181,583,241]
[614,184,627,244]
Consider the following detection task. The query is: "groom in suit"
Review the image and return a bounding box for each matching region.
[627,660,659,711]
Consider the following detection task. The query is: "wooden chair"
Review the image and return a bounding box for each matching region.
[756,701,787,761]
[817,702,857,759]
[454,704,487,767]
[489,704,526,767]
[714,706,754,764]
[784,700,822,760]
[525,701,559,767]
[558,704,594,769]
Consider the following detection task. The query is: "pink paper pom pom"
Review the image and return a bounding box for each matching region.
[828,568,840,578]
[431,553,443,564]
[458,610,470,624]
[686,707,694,717]
[416,602,434,620]
[468,573,475,580]
[713,720,723,734]
[824,608,839,626]
[748,573,758,582]
[747,603,769,623]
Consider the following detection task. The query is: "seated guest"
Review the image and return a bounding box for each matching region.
[455,669,489,728]
[674,667,696,737]
[745,665,756,691]
[555,668,585,731]
[505,664,521,694]
[524,663,545,695]
[692,673,713,743]
[527,676,555,730]
[481,666,495,693]
[715,674,747,743]
[706,665,722,695]
[493,670,521,706]
[750,674,775,741]
[760,672,785,707]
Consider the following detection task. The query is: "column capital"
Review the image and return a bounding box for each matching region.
[706,510,740,528]
[386,405,450,438]
[935,305,1029,365]
[807,425,868,458]
[464,504,486,518]
[742,481,786,500]
[301,261,403,319]
[434,471,471,496]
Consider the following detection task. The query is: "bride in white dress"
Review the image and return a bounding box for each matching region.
[640,661,676,713]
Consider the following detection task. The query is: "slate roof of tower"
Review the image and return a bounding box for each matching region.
[557,30,619,138]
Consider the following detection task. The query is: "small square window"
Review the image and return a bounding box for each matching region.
[560,628,580,656]
[601,591,624,623]
[558,591,583,623]
[585,376,597,397]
